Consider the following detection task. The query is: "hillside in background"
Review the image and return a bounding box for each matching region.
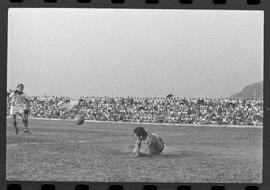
[230,81,263,99]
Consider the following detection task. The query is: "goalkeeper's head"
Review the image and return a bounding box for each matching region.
[133,127,148,140]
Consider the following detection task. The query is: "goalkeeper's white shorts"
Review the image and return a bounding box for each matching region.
[10,105,24,115]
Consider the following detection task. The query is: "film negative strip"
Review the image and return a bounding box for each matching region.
[0,0,269,190]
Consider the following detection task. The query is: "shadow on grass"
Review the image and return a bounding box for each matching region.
[120,151,191,159]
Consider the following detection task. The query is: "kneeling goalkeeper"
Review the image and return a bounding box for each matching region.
[132,127,164,157]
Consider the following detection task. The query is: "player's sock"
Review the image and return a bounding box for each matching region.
[23,118,31,134]
[24,128,31,135]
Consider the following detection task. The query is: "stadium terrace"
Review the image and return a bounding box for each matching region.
[7,96,263,126]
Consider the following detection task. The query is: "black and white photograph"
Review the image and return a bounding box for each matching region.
[6,8,263,183]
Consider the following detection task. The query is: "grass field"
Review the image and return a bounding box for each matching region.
[6,118,262,183]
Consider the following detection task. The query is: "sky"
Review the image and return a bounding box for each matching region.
[7,9,263,98]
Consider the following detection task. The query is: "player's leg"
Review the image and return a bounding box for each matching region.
[21,110,31,135]
[10,106,19,135]
[12,114,19,135]
[148,143,164,155]
[153,140,165,155]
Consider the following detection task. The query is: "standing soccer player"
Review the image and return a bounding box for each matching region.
[9,84,31,135]
[132,127,164,157]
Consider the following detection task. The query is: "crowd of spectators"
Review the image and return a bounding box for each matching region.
[7,95,263,126]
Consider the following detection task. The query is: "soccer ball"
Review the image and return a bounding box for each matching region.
[75,115,84,125]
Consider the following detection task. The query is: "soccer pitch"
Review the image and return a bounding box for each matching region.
[6,119,262,183]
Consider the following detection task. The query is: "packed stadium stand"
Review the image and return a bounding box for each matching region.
[7,95,263,126]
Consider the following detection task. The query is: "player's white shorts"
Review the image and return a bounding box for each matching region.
[10,105,24,115]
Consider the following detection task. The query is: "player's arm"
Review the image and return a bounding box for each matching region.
[133,138,142,154]
[8,91,15,105]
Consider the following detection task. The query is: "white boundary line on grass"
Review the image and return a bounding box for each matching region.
[6,116,263,128]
